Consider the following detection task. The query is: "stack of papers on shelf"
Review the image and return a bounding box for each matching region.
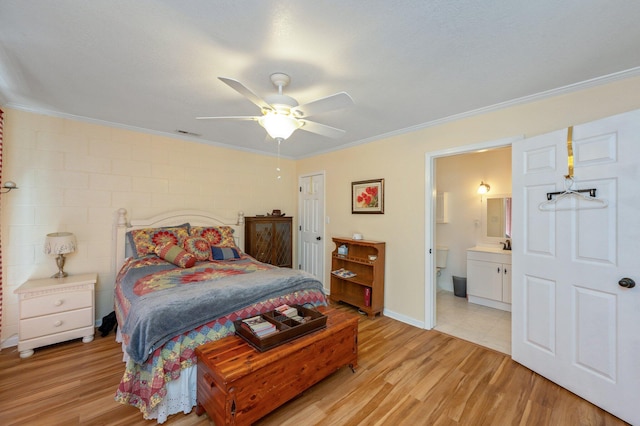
[241,315,277,337]
[331,268,357,278]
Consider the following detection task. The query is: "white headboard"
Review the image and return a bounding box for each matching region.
[114,208,245,273]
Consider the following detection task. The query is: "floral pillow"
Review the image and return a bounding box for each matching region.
[127,224,190,258]
[211,246,241,261]
[190,226,237,248]
[154,241,196,268]
[183,237,211,261]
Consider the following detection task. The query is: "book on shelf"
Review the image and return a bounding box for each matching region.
[364,287,371,307]
[242,315,270,328]
[241,322,277,337]
[331,268,356,279]
[275,304,299,318]
[275,304,309,323]
[241,315,277,337]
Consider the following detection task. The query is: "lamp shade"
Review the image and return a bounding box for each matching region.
[258,112,302,140]
[44,232,76,255]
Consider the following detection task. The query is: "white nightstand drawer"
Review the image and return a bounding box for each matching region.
[20,290,92,319]
[19,307,93,340]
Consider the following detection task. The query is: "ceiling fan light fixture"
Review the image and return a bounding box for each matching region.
[258,112,302,140]
[198,74,352,141]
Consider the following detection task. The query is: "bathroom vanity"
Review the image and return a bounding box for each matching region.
[466,246,511,311]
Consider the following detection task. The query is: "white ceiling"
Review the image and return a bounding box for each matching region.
[1,1,640,159]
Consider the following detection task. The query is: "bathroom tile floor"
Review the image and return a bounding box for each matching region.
[434,289,511,355]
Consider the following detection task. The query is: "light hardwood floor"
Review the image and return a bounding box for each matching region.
[0,303,627,426]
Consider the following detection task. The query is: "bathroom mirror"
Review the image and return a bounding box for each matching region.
[482,194,512,241]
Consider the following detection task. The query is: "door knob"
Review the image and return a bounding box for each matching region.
[618,278,635,288]
[316,236,322,241]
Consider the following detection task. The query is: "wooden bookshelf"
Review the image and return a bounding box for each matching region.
[330,237,385,318]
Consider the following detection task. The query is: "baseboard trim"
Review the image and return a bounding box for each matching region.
[1,334,18,349]
[382,308,424,329]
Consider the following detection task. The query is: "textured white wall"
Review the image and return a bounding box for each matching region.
[0,110,296,346]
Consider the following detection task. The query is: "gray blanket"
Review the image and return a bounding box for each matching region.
[121,265,324,364]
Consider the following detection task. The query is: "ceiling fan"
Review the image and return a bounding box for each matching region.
[197,73,354,141]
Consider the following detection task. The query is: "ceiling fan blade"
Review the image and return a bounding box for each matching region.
[218,77,272,111]
[196,116,259,121]
[299,119,346,139]
[291,92,354,118]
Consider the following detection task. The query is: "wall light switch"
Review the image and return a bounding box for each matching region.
[326,216,330,224]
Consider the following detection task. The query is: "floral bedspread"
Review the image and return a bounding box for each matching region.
[115,290,326,418]
[113,255,327,417]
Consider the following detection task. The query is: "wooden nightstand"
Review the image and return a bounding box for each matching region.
[14,273,97,358]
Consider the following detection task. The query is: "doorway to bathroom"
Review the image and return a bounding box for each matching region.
[425,137,517,354]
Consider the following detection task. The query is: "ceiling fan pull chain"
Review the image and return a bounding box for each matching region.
[276,138,282,180]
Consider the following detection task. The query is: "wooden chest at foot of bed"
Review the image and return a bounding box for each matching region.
[195,307,358,425]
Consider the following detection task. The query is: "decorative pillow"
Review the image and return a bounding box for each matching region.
[183,237,211,261]
[211,246,241,261]
[155,242,196,268]
[127,224,190,258]
[190,226,237,248]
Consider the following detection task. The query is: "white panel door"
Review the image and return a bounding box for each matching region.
[512,109,640,425]
[298,174,324,282]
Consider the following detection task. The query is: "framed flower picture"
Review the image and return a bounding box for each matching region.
[352,178,384,214]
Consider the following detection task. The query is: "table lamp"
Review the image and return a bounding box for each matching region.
[44,232,76,278]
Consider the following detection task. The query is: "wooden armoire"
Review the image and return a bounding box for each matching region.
[244,216,293,267]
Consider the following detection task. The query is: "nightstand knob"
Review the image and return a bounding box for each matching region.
[54,320,63,327]
[54,299,63,306]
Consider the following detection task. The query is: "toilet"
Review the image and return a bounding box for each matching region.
[436,246,448,276]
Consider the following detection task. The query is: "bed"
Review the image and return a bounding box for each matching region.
[112,208,327,423]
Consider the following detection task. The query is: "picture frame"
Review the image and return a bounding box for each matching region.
[352,179,384,214]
